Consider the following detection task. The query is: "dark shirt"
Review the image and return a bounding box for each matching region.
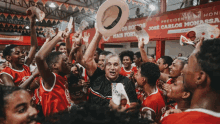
[89,67,137,106]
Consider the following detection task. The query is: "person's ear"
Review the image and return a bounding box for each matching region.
[182,92,191,99]
[195,71,207,87]
[5,55,11,62]
[163,63,169,69]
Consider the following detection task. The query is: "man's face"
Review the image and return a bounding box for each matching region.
[105,56,121,81]
[182,49,200,92]
[98,55,106,70]
[169,59,183,78]
[71,66,79,77]
[122,56,132,68]
[133,55,141,66]
[149,56,156,63]
[58,45,67,55]
[94,51,99,63]
[56,54,71,75]
[136,68,145,87]
[157,58,166,72]
[166,76,186,101]
[9,46,25,65]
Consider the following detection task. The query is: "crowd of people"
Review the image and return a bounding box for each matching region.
[0,15,219,124]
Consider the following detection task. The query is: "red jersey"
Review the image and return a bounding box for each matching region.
[120,65,138,77]
[39,73,72,116]
[166,78,173,84]
[161,108,220,124]
[0,65,31,86]
[141,88,166,122]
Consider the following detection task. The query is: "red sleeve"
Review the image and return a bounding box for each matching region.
[0,67,14,79]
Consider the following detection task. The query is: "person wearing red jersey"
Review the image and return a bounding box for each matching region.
[161,38,220,124]
[35,29,78,116]
[119,50,138,79]
[161,75,191,120]
[0,16,38,90]
[135,62,165,122]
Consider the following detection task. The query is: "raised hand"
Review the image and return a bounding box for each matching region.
[83,32,90,43]
[138,36,145,49]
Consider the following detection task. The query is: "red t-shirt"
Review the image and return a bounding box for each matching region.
[0,65,31,86]
[166,78,173,84]
[120,66,138,77]
[161,108,220,124]
[141,88,166,122]
[39,73,72,116]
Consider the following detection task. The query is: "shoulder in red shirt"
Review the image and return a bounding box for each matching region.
[161,108,220,124]
[141,88,166,122]
[120,65,138,77]
[0,65,31,86]
[39,73,72,116]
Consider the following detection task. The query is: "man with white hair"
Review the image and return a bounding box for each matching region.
[77,26,137,107]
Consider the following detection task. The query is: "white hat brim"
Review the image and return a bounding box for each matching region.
[96,0,129,37]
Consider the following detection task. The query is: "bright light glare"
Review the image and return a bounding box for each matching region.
[36,19,38,22]
[49,3,56,8]
[149,4,156,11]
[25,26,30,29]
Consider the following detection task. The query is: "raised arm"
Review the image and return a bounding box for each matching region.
[138,37,150,63]
[80,28,102,76]
[35,31,65,89]
[25,16,38,66]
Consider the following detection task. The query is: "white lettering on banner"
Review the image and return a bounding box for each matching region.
[184,18,220,27]
[113,33,123,38]
[161,23,182,29]
[124,32,136,37]
[148,25,160,30]
[119,23,146,32]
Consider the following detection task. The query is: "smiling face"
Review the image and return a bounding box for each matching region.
[3,90,37,124]
[58,45,67,55]
[122,56,132,69]
[105,56,121,81]
[56,54,71,75]
[166,76,188,101]
[182,49,201,93]
[7,46,25,66]
[169,59,183,78]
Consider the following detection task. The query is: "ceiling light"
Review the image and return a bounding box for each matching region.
[49,3,56,8]
[25,26,30,29]
[149,4,156,11]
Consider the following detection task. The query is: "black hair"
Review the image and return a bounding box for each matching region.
[140,62,160,87]
[150,54,154,59]
[134,52,141,59]
[120,50,134,63]
[100,51,112,56]
[96,48,103,56]
[0,86,23,118]
[160,56,173,66]
[57,43,66,51]
[3,44,18,59]
[42,102,152,124]
[196,38,220,93]
[46,52,63,70]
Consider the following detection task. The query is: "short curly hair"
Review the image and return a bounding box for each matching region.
[140,62,161,87]
[3,44,18,59]
[120,50,134,63]
[196,38,220,93]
